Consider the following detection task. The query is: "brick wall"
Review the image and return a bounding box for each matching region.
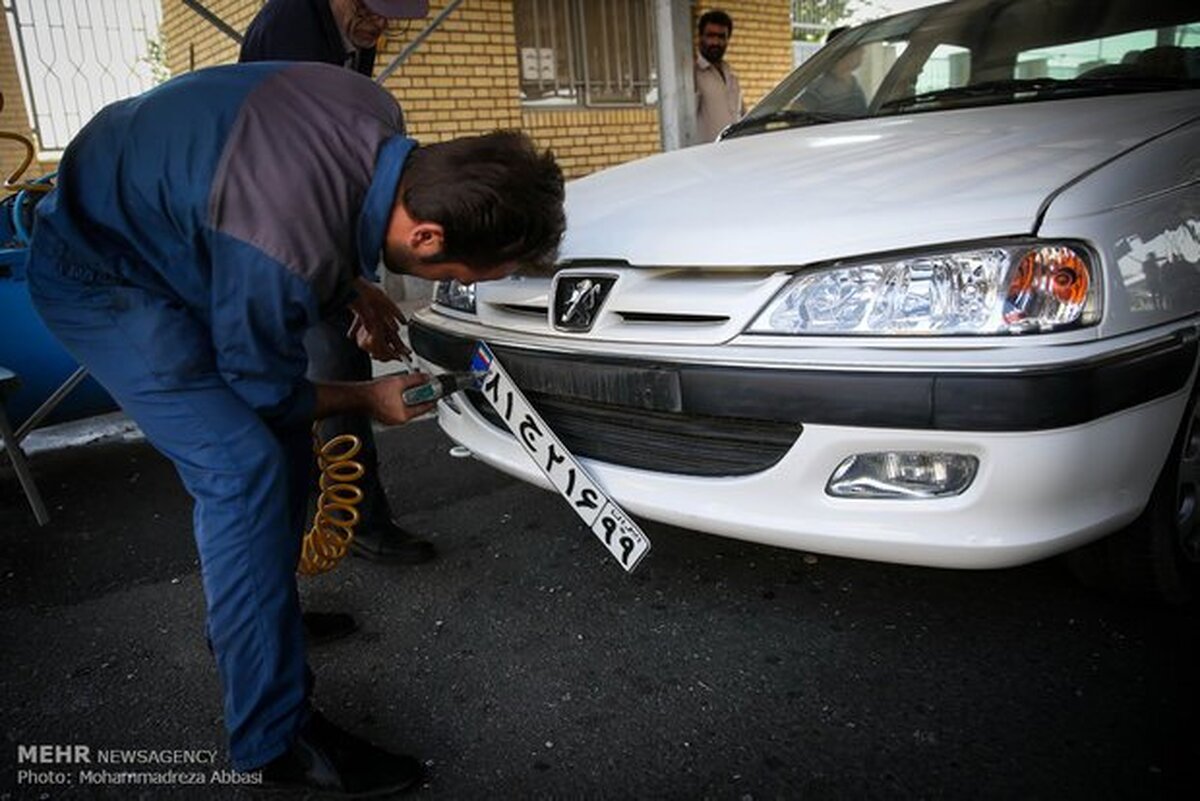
[161,0,260,73]
[159,0,793,179]
[373,0,522,141]
[2,1,795,190]
[520,107,661,177]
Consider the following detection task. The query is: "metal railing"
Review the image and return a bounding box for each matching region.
[4,0,162,153]
[515,0,657,107]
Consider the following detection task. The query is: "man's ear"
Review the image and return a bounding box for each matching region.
[408,222,445,258]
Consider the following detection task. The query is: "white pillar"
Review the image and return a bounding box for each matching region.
[654,0,697,151]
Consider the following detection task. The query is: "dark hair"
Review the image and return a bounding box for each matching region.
[698,9,733,36]
[399,130,565,272]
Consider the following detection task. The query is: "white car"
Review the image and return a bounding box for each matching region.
[411,0,1200,602]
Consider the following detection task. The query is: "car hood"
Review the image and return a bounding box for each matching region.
[561,92,1200,267]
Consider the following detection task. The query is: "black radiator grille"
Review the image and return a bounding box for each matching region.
[466,390,801,477]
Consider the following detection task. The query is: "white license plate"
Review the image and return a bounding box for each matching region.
[469,341,651,572]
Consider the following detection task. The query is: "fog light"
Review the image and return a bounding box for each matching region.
[826,452,978,499]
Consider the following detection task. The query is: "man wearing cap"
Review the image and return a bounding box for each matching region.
[241,0,440,586]
[241,0,428,78]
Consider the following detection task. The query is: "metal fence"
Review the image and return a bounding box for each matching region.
[515,0,657,107]
[4,0,162,153]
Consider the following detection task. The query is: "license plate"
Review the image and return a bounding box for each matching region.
[470,341,651,572]
[496,351,681,411]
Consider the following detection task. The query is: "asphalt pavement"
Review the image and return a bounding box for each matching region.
[2,415,1198,800]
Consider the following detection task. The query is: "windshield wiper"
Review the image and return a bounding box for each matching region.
[1072,74,1195,91]
[721,108,856,139]
[878,75,1194,112]
[878,78,1069,110]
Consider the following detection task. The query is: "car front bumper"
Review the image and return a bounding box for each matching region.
[411,317,1197,568]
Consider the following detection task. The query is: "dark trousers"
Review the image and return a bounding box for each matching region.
[303,308,392,531]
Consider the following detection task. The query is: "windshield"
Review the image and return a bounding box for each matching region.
[723,0,1200,139]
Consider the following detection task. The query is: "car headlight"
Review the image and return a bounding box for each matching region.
[434,280,476,314]
[748,242,1099,335]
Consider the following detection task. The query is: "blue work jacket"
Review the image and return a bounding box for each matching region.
[29,62,415,427]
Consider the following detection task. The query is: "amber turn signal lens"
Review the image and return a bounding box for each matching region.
[1010,247,1090,302]
[1004,246,1090,326]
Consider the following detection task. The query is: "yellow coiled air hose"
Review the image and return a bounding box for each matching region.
[298,428,365,576]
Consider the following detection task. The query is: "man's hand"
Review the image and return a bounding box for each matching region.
[347,278,411,361]
[313,372,435,425]
[365,373,436,424]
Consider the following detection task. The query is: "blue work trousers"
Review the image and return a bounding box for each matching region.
[28,260,311,770]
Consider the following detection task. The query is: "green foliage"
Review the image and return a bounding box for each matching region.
[142,37,170,85]
[792,0,882,41]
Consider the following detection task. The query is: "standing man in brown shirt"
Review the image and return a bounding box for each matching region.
[694,9,745,142]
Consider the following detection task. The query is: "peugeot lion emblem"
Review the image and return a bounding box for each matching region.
[553,275,616,332]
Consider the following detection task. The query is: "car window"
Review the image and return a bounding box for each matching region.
[914,43,970,94]
[1016,30,1198,80]
[722,0,1200,140]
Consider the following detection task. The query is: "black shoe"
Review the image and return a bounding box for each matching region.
[302,611,359,647]
[351,521,436,566]
[258,710,422,797]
